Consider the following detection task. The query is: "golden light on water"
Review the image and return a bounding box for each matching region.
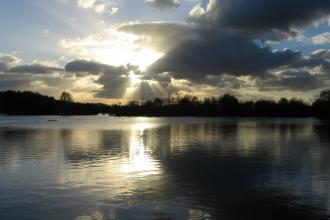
[57,119,161,189]
[122,121,160,176]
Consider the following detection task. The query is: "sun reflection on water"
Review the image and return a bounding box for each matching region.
[122,121,160,176]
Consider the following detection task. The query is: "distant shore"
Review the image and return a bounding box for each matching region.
[1,90,330,119]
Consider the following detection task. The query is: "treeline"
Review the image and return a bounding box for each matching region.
[1,90,330,118]
[0,91,111,115]
[110,95,311,117]
[112,90,330,118]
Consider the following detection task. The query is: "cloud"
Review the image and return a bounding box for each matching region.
[65,60,108,74]
[311,32,330,45]
[119,23,194,53]
[190,0,330,39]
[149,33,301,80]
[0,58,101,102]
[121,23,302,81]
[312,49,330,61]
[94,65,131,99]
[0,72,78,96]
[60,28,162,69]
[1,55,160,101]
[202,75,248,90]
[0,56,97,100]
[1,54,63,75]
[4,0,330,100]
[0,74,36,90]
[289,50,330,74]
[0,55,20,73]
[77,0,119,14]
[9,64,63,74]
[146,0,180,9]
[64,59,170,100]
[189,4,206,17]
[1,55,64,75]
[119,24,330,97]
[64,59,145,99]
[257,71,326,92]
[65,60,131,98]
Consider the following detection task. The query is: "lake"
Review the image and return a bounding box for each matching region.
[0,116,330,219]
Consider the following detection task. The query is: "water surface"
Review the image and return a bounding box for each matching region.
[0,116,330,219]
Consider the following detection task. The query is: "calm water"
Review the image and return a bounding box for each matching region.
[1,116,330,220]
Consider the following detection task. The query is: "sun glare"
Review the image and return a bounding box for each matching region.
[122,121,160,176]
[133,48,162,71]
[61,28,163,71]
[129,71,141,85]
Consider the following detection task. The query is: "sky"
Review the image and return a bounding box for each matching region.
[1,0,330,103]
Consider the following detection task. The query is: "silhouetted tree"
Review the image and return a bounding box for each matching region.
[60,92,74,102]
[1,89,329,118]
[0,91,110,115]
[153,98,163,107]
[254,100,277,116]
[313,89,330,119]
[218,94,239,115]
[319,89,330,102]
[278,98,289,106]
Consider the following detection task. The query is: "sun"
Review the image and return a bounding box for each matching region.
[123,71,142,99]
[133,48,162,71]
[61,28,163,71]
[129,71,141,86]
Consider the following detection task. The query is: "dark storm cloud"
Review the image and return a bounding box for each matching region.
[95,76,130,99]
[64,59,158,99]
[122,23,303,80]
[65,60,135,99]
[65,59,142,76]
[308,50,330,74]
[147,28,302,81]
[258,71,326,92]
[65,60,108,74]
[3,0,330,97]
[119,0,330,93]
[9,64,63,74]
[146,0,180,9]
[94,65,131,99]
[283,50,330,75]
[65,60,137,98]
[203,75,247,89]
[192,0,330,39]
[119,23,197,53]
[0,72,75,93]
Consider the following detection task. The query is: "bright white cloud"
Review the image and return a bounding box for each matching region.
[78,0,96,9]
[60,27,163,71]
[311,32,330,45]
[189,4,206,17]
[77,0,119,14]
